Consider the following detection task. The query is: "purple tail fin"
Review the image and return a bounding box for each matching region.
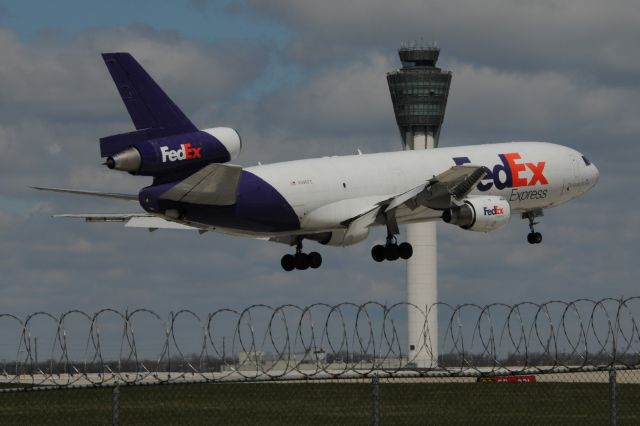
[101,53,197,135]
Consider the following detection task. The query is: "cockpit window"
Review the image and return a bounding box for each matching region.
[582,155,591,166]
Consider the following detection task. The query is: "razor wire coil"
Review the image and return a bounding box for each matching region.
[1,297,639,386]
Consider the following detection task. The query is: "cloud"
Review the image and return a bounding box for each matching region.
[443,63,640,146]
[0,26,269,122]
[241,0,640,83]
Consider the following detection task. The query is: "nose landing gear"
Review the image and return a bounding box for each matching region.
[281,239,322,271]
[523,210,543,244]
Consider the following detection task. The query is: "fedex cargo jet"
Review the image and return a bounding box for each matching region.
[34,53,599,271]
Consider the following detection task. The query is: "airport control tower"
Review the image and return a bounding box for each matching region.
[387,42,452,367]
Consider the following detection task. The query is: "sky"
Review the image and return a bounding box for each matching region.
[1,0,639,332]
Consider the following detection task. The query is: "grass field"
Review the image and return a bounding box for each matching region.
[0,380,637,425]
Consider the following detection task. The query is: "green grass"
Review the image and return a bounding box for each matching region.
[0,381,637,425]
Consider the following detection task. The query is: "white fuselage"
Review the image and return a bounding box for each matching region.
[245,142,598,234]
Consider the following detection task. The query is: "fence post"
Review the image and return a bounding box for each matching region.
[372,374,380,426]
[609,367,616,426]
[112,384,120,426]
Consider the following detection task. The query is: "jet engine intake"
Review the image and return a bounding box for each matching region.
[442,196,511,232]
[307,227,370,247]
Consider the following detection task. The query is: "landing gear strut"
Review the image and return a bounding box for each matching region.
[371,213,413,262]
[523,211,543,244]
[281,239,322,271]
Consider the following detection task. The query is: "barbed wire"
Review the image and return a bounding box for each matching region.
[0,297,639,386]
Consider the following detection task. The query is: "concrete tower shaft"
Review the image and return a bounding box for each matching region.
[387,43,452,368]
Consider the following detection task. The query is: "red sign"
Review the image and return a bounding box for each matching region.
[477,375,536,383]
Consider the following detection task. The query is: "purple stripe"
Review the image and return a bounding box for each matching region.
[138,171,299,233]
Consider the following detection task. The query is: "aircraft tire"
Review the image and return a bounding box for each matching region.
[281,254,295,271]
[527,232,543,244]
[295,253,310,270]
[371,245,385,262]
[384,244,400,261]
[399,242,413,259]
[308,252,322,269]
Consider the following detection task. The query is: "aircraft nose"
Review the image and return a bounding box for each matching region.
[588,162,599,189]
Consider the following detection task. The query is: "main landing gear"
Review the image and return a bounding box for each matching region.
[371,237,413,262]
[281,239,322,271]
[524,211,543,244]
[371,210,413,262]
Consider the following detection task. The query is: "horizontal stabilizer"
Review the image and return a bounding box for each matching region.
[31,186,138,201]
[54,213,201,231]
[54,213,150,222]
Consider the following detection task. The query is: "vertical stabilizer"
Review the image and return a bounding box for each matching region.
[101,52,197,135]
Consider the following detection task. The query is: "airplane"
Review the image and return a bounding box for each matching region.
[33,53,599,272]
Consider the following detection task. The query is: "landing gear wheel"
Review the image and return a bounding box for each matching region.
[281,254,295,271]
[524,211,544,245]
[371,245,385,262]
[398,242,413,259]
[527,232,543,244]
[308,252,322,269]
[294,253,310,270]
[384,244,400,261]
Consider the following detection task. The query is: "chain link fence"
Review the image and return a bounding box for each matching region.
[0,368,637,425]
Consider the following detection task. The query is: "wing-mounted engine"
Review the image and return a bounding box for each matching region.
[442,196,511,232]
[306,227,370,247]
[103,127,241,176]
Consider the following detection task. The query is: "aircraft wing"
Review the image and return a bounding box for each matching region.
[159,163,243,205]
[381,164,486,214]
[409,164,487,210]
[341,164,487,230]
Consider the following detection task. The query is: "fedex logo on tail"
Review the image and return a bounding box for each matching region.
[160,143,202,163]
[453,153,548,191]
[483,206,504,216]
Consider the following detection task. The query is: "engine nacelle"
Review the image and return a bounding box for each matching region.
[442,196,511,232]
[105,127,241,176]
[306,227,370,247]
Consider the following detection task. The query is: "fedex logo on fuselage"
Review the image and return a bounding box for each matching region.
[453,153,548,192]
[160,143,202,163]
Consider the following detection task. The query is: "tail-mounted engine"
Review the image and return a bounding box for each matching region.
[102,127,241,177]
[442,196,511,232]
